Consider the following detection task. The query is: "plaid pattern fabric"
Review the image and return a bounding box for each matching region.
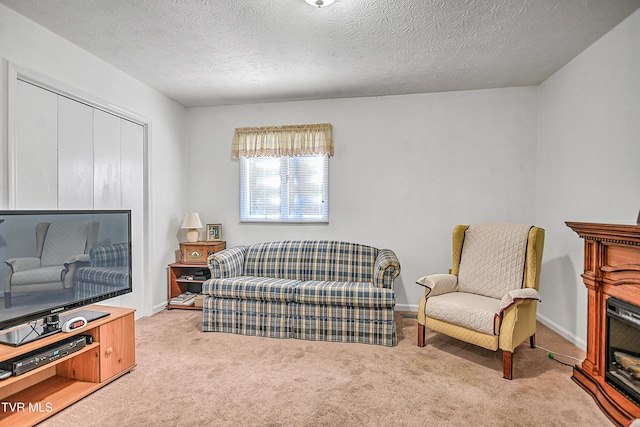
[292,303,395,322]
[202,276,299,302]
[201,240,401,346]
[243,241,379,283]
[75,266,129,287]
[294,281,395,308]
[74,243,130,299]
[208,246,247,278]
[374,249,401,289]
[202,297,292,338]
[292,314,396,346]
[75,282,102,300]
[90,242,130,267]
[74,272,128,299]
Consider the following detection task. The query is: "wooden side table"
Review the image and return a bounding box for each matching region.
[168,241,226,310]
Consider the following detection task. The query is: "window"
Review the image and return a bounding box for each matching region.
[240,155,329,223]
[233,123,333,223]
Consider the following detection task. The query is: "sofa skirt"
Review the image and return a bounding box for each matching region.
[202,297,292,338]
[291,303,396,347]
[202,297,397,346]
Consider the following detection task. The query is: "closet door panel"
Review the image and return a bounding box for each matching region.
[14,81,58,209]
[94,110,122,209]
[120,119,145,309]
[121,119,144,228]
[58,96,94,209]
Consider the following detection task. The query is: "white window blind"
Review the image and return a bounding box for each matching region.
[240,155,329,223]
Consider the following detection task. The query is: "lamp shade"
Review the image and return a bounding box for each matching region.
[180,212,203,242]
[181,212,203,229]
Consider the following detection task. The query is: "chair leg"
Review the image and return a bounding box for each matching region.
[530,334,536,349]
[4,292,11,309]
[417,323,426,347]
[503,350,513,380]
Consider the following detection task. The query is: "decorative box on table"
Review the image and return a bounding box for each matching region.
[179,241,226,264]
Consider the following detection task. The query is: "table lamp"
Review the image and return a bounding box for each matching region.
[181,212,203,242]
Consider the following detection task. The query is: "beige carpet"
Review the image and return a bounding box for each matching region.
[40,310,612,426]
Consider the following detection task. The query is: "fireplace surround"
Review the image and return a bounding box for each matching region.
[567,222,640,426]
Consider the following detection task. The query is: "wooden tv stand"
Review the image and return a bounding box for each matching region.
[0,305,135,426]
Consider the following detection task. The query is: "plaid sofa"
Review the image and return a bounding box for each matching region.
[74,242,130,300]
[202,240,401,346]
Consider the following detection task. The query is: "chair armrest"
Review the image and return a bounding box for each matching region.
[498,289,540,352]
[416,273,458,297]
[207,246,247,278]
[374,249,401,289]
[5,257,41,272]
[64,254,91,266]
[499,288,540,315]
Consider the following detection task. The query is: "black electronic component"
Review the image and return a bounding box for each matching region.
[0,336,87,376]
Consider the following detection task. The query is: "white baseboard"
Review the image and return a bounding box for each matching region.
[395,303,418,312]
[152,301,169,314]
[536,313,586,350]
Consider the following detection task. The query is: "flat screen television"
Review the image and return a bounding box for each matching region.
[0,210,132,346]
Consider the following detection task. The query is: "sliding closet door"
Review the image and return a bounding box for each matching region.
[120,119,145,310]
[58,96,94,209]
[9,72,147,316]
[93,110,122,209]
[13,81,58,209]
[121,118,144,237]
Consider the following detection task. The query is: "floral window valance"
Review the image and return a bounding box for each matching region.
[232,123,333,158]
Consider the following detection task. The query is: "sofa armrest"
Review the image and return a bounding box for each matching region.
[374,249,401,289]
[5,257,41,273]
[207,246,247,278]
[416,273,458,297]
[90,242,130,267]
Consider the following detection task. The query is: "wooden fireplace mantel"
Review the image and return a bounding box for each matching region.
[566,221,640,426]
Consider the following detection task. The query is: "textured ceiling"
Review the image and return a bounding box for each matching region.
[1,0,639,107]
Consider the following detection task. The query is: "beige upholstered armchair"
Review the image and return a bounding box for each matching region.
[4,221,99,308]
[416,223,544,379]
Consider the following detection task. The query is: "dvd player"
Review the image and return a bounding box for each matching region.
[0,335,87,376]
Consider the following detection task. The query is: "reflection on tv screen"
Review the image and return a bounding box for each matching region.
[0,210,132,336]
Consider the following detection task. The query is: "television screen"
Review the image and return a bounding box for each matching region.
[0,210,132,345]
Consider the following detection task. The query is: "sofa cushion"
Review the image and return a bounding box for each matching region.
[202,276,300,302]
[10,265,66,285]
[243,241,378,283]
[293,281,395,308]
[425,292,501,335]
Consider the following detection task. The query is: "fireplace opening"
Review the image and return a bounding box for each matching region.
[606,297,640,407]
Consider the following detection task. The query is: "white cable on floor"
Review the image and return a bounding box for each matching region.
[535,344,583,364]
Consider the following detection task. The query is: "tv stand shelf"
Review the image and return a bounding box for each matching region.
[0,305,135,426]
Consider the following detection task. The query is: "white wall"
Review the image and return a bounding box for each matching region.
[536,9,640,347]
[0,5,187,316]
[186,87,538,310]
